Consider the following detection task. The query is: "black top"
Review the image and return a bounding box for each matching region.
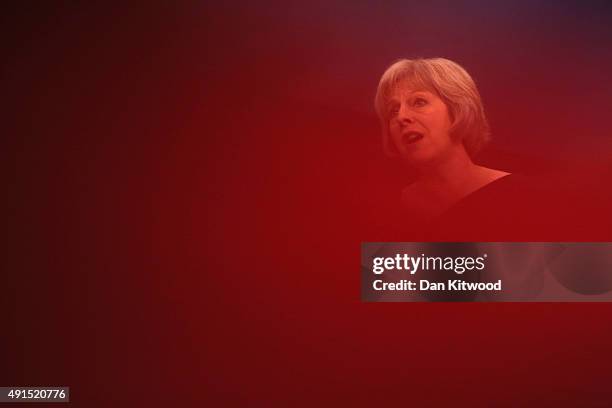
[373,172,612,241]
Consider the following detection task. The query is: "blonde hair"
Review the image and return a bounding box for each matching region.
[374,58,491,157]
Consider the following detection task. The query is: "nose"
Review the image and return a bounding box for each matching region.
[397,103,415,125]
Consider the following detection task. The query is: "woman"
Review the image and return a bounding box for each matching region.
[370,58,612,300]
[374,58,510,220]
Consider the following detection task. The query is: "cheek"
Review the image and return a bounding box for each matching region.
[442,108,453,130]
[388,122,401,138]
[431,113,453,136]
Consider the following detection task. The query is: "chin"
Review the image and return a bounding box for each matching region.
[400,144,459,168]
[400,149,439,167]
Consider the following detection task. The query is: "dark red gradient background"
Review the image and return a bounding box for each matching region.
[3,2,612,406]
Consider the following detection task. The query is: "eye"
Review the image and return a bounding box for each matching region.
[388,104,400,116]
[413,97,428,108]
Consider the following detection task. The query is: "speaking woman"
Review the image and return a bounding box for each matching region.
[374,58,510,220]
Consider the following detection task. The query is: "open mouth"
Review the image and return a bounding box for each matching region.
[402,131,424,145]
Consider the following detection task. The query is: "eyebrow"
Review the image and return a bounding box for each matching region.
[406,90,431,97]
[387,91,431,104]
[389,89,432,98]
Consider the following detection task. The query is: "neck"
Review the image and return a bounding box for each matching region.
[416,146,478,196]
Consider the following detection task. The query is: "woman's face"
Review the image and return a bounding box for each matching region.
[387,81,459,165]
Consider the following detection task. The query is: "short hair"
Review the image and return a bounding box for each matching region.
[374,58,491,157]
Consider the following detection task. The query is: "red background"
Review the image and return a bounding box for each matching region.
[3,2,612,406]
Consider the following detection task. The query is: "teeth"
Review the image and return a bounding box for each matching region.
[403,132,423,143]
